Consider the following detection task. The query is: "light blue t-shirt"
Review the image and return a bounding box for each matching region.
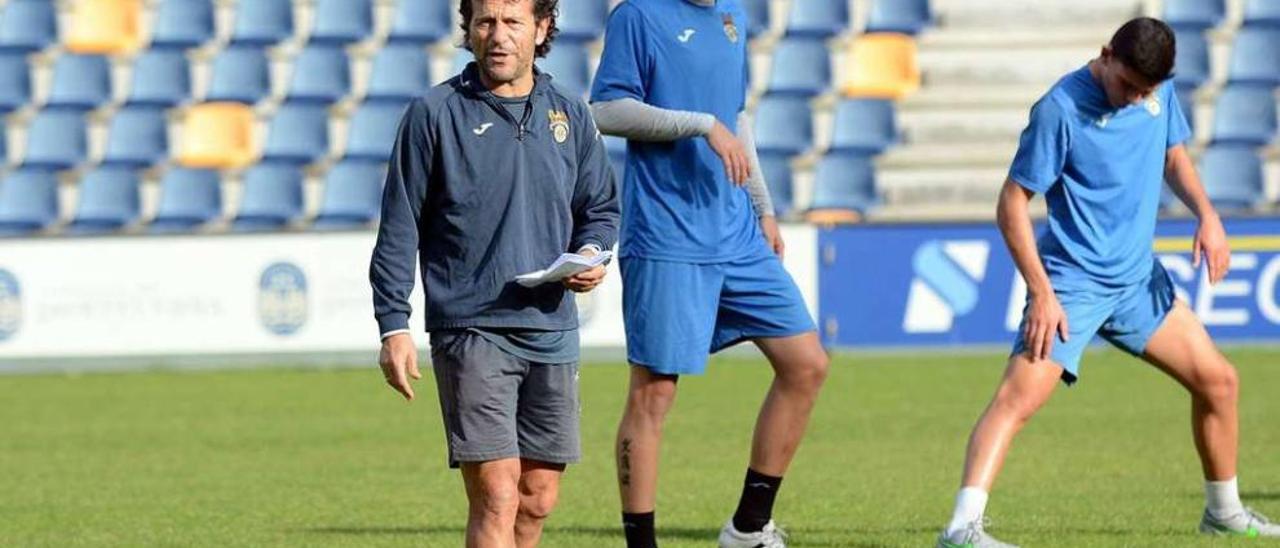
[1009,65,1192,293]
[590,0,760,263]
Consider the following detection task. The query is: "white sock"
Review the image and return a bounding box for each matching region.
[946,487,989,535]
[1206,477,1245,518]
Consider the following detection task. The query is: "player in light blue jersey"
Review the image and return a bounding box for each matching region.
[936,18,1279,548]
[590,1,830,547]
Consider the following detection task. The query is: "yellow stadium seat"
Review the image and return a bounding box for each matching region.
[177,102,259,169]
[64,0,145,54]
[841,33,920,100]
[804,208,864,226]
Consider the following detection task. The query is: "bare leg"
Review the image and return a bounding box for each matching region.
[514,459,565,548]
[959,354,1063,490]
[461,458,523,548]
[748,332,830,475]
[615,365,679,512]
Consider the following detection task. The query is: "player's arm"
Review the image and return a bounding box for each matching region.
[591,99,751,185]
[369,99,431,401]
[736,109,784,257]
[997,179,1068,361]
[564,109,621,294]
[1164,146,1230,284]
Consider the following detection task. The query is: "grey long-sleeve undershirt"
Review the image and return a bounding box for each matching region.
[591,98,776,218]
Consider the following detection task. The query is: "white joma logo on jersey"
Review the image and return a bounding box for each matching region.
[677,29,695,42]
[473,122,494,135]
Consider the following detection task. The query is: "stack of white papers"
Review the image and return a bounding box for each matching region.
[515,251,614,287]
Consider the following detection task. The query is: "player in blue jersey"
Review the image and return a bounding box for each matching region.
[590,1,830,547]
[935,18,1280,548]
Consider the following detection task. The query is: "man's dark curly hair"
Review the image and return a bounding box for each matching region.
[459,0,560,58]
[1110,17,1177,83]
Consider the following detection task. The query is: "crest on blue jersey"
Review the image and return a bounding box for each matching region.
[258,262,308,336]
[722,13,739,43]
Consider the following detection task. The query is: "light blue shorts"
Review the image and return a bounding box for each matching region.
[1012,258,1176,384]
[621,247,817,376]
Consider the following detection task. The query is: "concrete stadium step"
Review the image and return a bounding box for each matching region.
[930,0,1144,28]
[898,106,1030,145]
[901,84,1048,109]
[876,142,1017,169]
[916,42,1099,87]
[876,165,1009,206]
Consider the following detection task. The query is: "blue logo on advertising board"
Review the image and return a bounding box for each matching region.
[0,269,19,342]
[258,262,307,336]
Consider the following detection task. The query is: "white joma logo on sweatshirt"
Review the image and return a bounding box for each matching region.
[473,122,494,135]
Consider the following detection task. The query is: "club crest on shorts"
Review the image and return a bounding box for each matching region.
[722,13,739,43]
[548,109,569,144]
[1145,95,1161,117]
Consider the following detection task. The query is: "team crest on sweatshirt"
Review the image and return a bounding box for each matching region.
[549,110,570,143]
[722,13,739,43]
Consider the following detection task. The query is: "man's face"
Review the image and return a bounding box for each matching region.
[467,0,549,88]
[1097,46,1161,109]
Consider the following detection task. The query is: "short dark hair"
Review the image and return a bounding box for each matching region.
[1109,17,1176,83]
[459,0,560,58]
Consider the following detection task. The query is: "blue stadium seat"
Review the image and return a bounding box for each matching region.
[1175,83,1198,133]
[1228,27,1280,85]
[604,135,626,180]
[69,166,141,233]
[786,0,849,38]
[313,160,386,228]
[1211,85,1277,145]
[830,98,899,154]
[150,0,214,49]
[127,48,191,107]
[809,152,877,212]
[288,45,350,103]
[0,52,31,113]
[451,48,473,78]
[1243,0,1280,26]
[1164,0,1226,29]
[231,0,293,46]
[24,110,86,170]
[540,43,590,97]
[1198,145,1264,210]
[367,43,431,102]
[867,0,933,34]
[742,0,770,38]
[0,169,58,234]
[309,0,372,45]
[103,106,169,168]
[752,95,812,154]
[767,38,830,96]
[1173,29,1210,88]
[46,54,111,111]
[206,45,271,104]
[151,168,222,231]
[556,0,607,42]
[388,0,452,45]
[263,102,331,164]
[0,0,57,53]
[758,153,794,217]
[345,100,409,161]
[233,163,304,230]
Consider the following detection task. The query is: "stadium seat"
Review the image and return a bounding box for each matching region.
[151,167,222,231]
[556,0,607,42]
[1173,29,1210,88]
[1211,85,1277,145]
[539,42,590,97]
[102,106,169,168]
[313,160,386,228]
[63,0,144,54]
[866,0,933,35]
[288,45,350,104]
[345,100,409,161]
[0,52,31,113]
[758,153,794,217]
[263,102,331,165]
[807,152,877,216]
[752,95,813,154]
[233,163,304,230]
[604,135,626,180]
[388,0,452,45]
[309,0,373,45]
[1163,0,1226,29]
[367,43,431,102]
[127,48,191,107]
[206,46,271,104]
[830,98,899,154]
[46,54,112,111]
[68,166,141,233]
[231,0,294,46]
[786,0,849,38]
[841,33,920,99]
[176,102,258,169]
[1175,83,1198,133]
[742,0,770,38]
[23,110,86,170]
[1198,145,1264,210]
[1244,0,1280,26]
[149,0,214,49]
[767,38,831,97]
[0,169,58,234]
[1227,27,1280,85]
[0,0,57,53]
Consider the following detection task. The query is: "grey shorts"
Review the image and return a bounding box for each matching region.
[430,331,581,468]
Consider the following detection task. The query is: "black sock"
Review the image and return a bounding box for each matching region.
[622,511,657,548]
[732,468,783,533]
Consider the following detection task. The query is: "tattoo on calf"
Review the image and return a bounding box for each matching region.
[619,438,632,486]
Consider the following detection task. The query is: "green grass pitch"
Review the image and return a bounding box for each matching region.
[3,348,1278,547]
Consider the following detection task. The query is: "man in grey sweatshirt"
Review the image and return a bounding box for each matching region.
[368,1,619,546]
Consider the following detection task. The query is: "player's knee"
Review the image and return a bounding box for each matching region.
[518,487,559,523]
[627,379,678,421]
[781,351,829,393]
[471,479,521,521]
[1197,360,1239,404]
[992,388,1042,423]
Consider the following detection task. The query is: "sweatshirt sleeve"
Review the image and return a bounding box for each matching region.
[570,104,621,252]
[369,98,432,337]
